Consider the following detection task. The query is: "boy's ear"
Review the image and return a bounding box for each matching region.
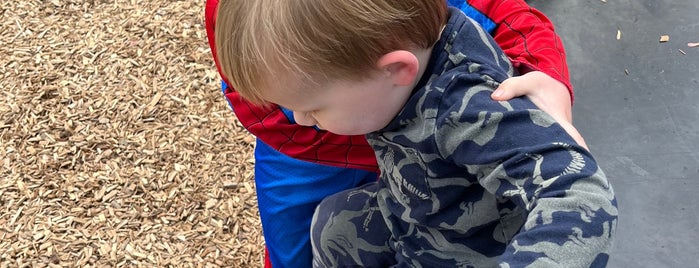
[376,51,419,86]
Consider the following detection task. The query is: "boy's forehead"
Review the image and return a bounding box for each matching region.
[260,72,307,100]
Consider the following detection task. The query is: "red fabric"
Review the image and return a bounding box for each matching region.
[204,0,573,177]
[264,248,272,268]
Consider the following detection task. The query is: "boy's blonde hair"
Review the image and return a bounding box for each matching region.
[215,0,448,104]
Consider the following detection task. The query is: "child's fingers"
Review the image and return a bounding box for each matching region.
[491,76,528,101]
[494,81,588,149]
[492,73,573,123]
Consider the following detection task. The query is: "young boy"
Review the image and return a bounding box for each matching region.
[205,4,587,268]
[214,0,617,267]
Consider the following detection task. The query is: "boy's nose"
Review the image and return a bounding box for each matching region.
[292,111,317,127]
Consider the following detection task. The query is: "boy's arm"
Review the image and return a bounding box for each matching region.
[433,11,613,265]
[436,85,617,266]
[459,0,573,101]
[454,0,586,147]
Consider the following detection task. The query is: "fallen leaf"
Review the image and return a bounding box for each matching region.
[659,35,670,43]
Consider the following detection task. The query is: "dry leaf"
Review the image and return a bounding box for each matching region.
[659,35,670,43]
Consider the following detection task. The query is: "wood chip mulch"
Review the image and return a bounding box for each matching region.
[1,1,264,267]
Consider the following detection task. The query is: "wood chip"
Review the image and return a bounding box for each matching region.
[0,1,263,266]
[659,35,670,42]
[616,29,622,40]
[688,42,699,47]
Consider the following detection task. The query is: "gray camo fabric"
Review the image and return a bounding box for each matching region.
[311,8,618,268]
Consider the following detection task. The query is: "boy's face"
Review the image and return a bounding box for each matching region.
[260,71,413,135]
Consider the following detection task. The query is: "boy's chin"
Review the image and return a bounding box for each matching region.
[326,126,382,136]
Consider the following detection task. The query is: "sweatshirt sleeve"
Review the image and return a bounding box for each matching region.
[204,0,379,172]
[434,77,617,267]
[463,0,574,101]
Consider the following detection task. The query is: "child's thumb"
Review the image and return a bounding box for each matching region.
[491,77,521,101]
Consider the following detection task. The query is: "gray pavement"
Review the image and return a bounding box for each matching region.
[529,0,699,267]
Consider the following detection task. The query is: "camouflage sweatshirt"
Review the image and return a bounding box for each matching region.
[364,8,618,267]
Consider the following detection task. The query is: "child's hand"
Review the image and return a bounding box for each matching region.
[491,71,589,150]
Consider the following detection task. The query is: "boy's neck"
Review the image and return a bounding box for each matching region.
[411,47,434,89]
[410,24,444,90]
[411,32,444,89]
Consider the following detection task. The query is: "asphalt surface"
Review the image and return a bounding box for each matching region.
[529,0,699,267]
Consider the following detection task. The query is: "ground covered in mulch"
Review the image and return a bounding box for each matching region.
[1,1,264,266]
